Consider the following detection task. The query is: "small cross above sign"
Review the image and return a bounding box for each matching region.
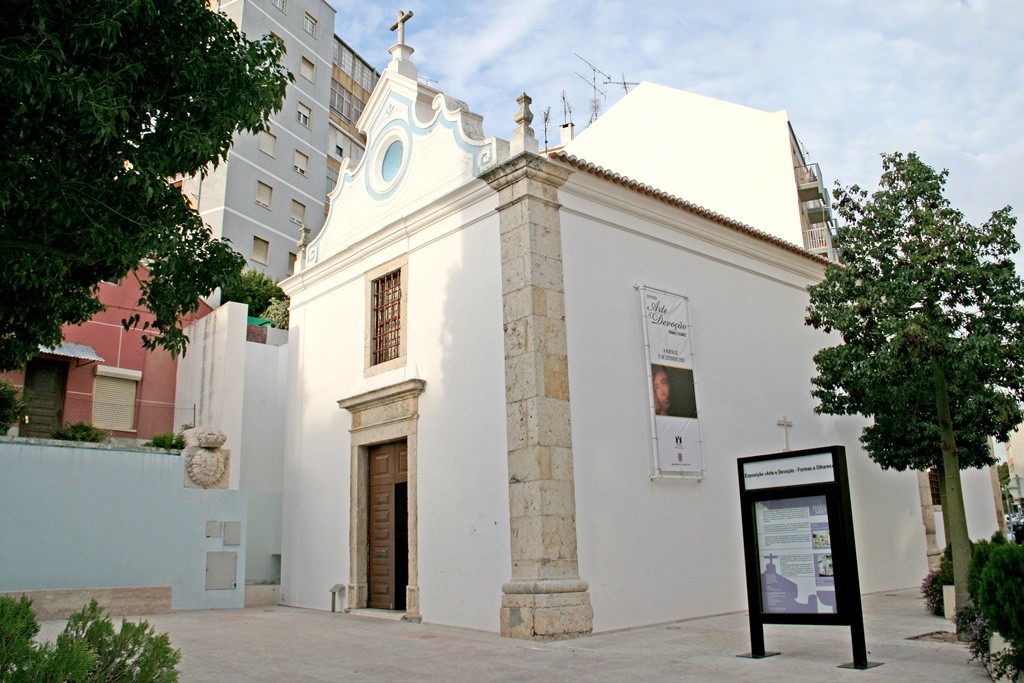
[390,10,414,45]
[776,415,793,452]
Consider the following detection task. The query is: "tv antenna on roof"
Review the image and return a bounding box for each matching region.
[574,53,608,124]
[606,72,639,93]
[561,90,573,125]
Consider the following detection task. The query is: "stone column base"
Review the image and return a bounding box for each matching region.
[347,582,367,610]
[500,581,593,640]
[404,585,421,623]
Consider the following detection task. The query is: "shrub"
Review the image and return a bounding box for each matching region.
[967,533,1007,605]
[146,432,185,450]
[0,596,178,681]
[51,422,107,443]
[977,543,1024,679]
[62,600,181,682]
[955,604,993,669]
[261,297,289,329]
[921,554,953,615]
[144,423,192,451]
[0,595,94,680]
[221,268,286,318]
[0,379,26,429]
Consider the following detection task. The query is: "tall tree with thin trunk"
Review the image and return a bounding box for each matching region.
[805,152,1024,625]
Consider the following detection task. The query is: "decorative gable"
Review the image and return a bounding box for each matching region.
[304,41,504,269]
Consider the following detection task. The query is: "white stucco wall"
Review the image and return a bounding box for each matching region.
[177,302,289,585]
[281,164,1001,634]
[176,302,248,489]
[556,176,974,632]
[281,204,512,630]
[933,465,1004,549]
[563,82,806,247]
[0,439,247,610]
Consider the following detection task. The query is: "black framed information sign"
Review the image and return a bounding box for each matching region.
[736,446,881,670]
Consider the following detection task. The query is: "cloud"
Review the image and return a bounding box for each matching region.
[337,0,1024,231]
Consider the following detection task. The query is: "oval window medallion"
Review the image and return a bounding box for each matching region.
[381,140,403,182]
[368,128,409,197]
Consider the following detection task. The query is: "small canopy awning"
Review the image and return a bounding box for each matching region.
[38,342,105,364]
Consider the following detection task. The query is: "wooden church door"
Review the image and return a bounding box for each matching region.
[367,441,408,610]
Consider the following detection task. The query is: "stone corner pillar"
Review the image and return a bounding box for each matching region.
[480,153,593,640]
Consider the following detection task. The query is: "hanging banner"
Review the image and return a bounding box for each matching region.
[640,286,703,477]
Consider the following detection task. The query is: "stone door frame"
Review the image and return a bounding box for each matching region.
[338,379,425,622]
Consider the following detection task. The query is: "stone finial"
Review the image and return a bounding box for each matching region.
[514,92,534,127]
[296,223,310,274]
[511,92,539,155]
[182,427,230,489]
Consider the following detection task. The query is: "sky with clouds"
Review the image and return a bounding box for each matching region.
[334,1,1023,236]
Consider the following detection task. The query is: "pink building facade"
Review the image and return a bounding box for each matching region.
[3,269,210,441]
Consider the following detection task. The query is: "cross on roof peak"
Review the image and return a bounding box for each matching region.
[390,10,414,45]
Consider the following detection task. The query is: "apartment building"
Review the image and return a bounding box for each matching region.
[181,0,379,283]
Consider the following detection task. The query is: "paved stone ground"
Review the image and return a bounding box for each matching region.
[38,588,990,682]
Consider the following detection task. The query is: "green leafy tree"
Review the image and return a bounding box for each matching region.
[805,152,1024,621]
[0,0,294,371]
[221,269,289,326]
[998,461,1010,488]
[0,379,26,430]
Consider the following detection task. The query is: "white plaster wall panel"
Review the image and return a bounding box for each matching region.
[279,317,306,607]
[932,467,1003,549]
[564,82,806,247]
[240,339,289,583]
[557,183,938,631]
[406,218,511,631]
[176,303,248,489]
[279,278,362,610]
[240,340,288,492]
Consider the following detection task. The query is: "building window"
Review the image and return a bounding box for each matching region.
[272,0,286,11]
[288,251,297,276]
[300,56,315,82]
[928,468,942,506]
[293,149,309,176]
[290,199,306,226]
[371,269,401,365]
[303,13,317,36]
[255,181,273,208]
[353,61,375,92]
[252,236,270,265]
[93,367,141,431]
[341,46,354,76]
[330,79,364,124]
[258,130,277,157]
[297,102,311,127]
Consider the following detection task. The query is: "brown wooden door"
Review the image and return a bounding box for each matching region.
[23,359,68,438]
[367,441,407,610]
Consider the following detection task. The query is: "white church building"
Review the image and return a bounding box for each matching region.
[276,22,998,639]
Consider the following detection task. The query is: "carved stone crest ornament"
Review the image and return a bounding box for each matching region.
[182,428,230,489]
